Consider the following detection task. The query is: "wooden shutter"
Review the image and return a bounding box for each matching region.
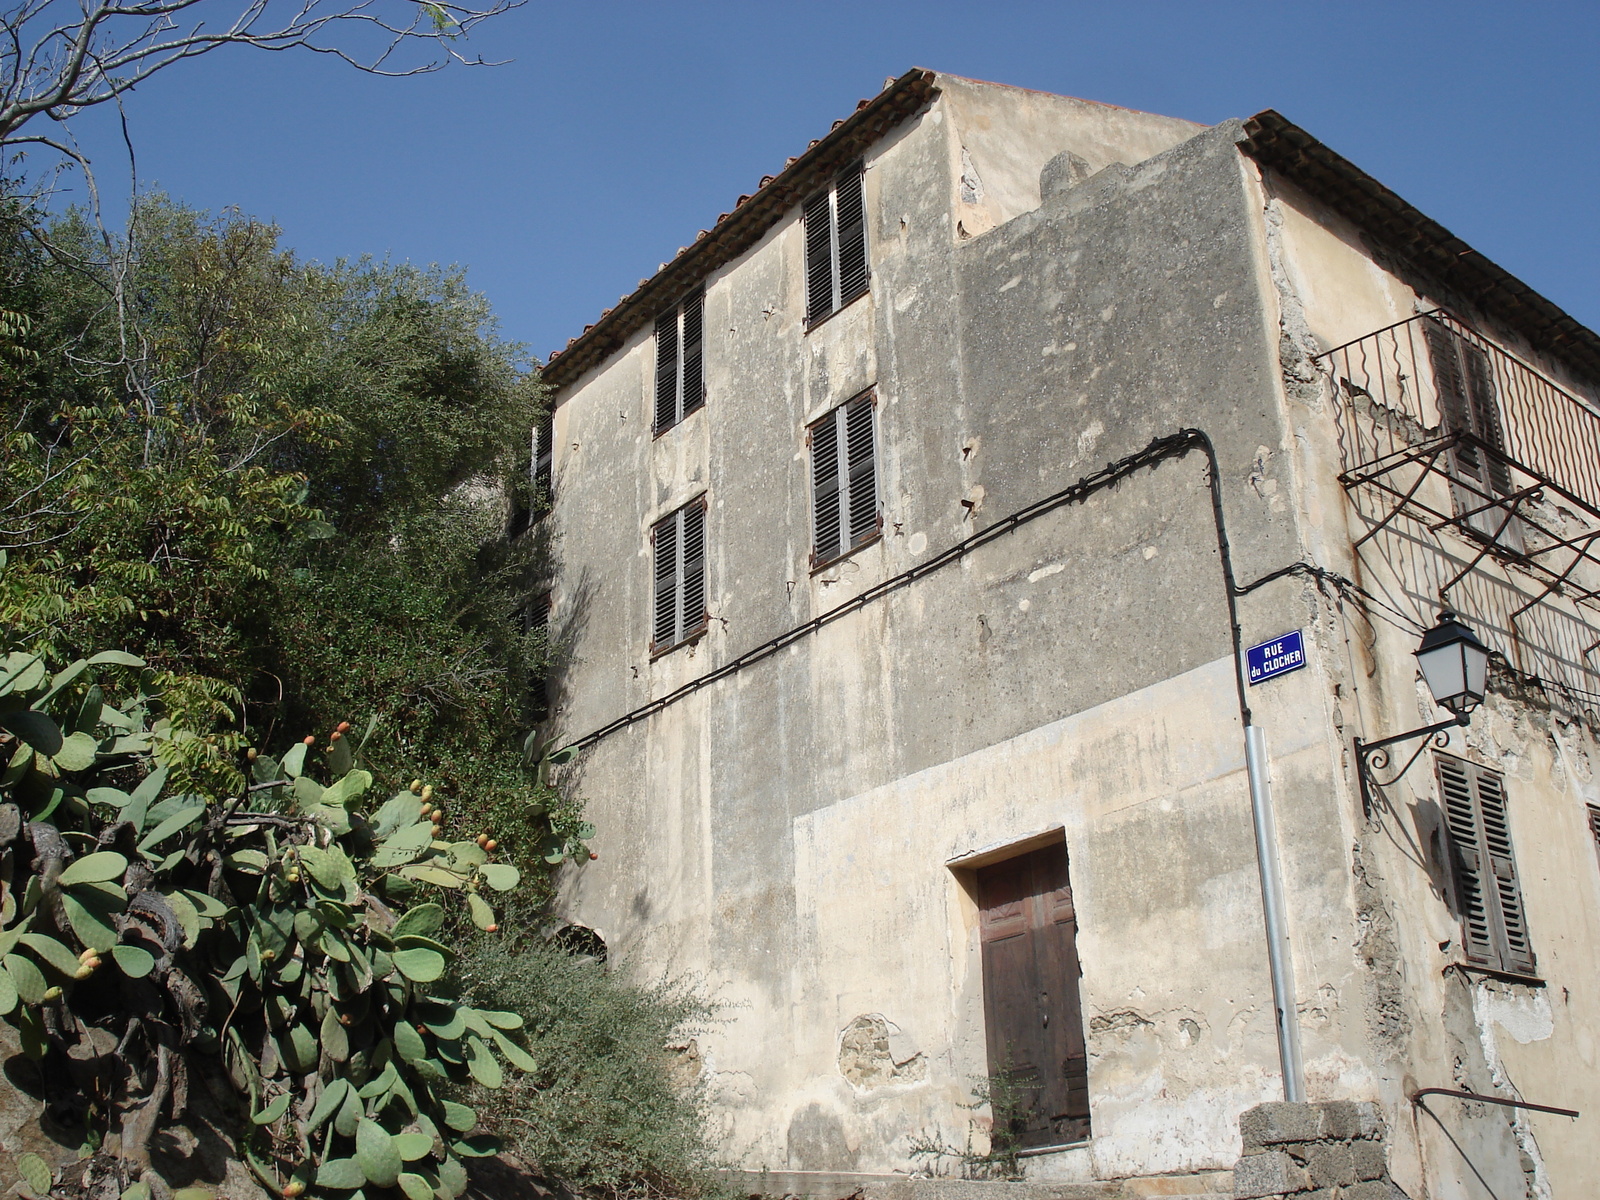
[1460,339,1513,497]
[803,166,869,326]
[654,291,705,433]
[681,290,704,418]
[810,393,878,566]
[1425,319,1482,482]
[1424,318,1520,550]
[652,513,678,648]
[1425,319,1513,492]
[654,307,679,434]
[534,409,554,512]
[975,843,1090,1149]
[804,188,834,325]
[680,501,706,639]
[835,165,868,306]
[844,393,878,547]
[810,410,842,562]
[521,591,552,711]
[1589,804,1600,861]
[1475,768,1535,975]
[1437,754,1535,976]
[507,447,533,539]
[517,591,550,639]
[651,501,707,651]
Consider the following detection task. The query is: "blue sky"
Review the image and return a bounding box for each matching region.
[49,1,1600,361]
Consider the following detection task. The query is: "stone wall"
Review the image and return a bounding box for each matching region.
[1232,1102,1408,1200]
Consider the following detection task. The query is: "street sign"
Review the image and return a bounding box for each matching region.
[1247,630,1306,686]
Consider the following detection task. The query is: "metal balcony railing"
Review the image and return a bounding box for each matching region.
[1324,311,1600,512]
[1319,310,1600,709]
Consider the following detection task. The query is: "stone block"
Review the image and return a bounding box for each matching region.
[1304,1145,1355,1189]
[1314,1101,1362,1141]
[1352,1102,1386,1141]
[1339,1183,1407,1200]
[1232,1150,1310,1198]
[1122,1174,1233,1196]
[1351,1140,1388,1182]
[1239,1102,1322,1151]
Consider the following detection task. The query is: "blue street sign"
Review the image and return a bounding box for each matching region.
[1247,629,1306,686]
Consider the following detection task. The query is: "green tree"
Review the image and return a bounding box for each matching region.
[1,195,579,881]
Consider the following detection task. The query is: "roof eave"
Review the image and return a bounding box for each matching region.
[1240,109,1600,385]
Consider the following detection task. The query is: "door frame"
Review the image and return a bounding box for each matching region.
[947,826,1092,1153]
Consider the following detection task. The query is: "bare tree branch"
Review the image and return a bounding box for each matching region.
[0,0,521,149]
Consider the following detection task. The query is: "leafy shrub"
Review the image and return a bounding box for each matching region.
[0,624,561,1200]
[458,941,720,1199]
[0,196,560,877]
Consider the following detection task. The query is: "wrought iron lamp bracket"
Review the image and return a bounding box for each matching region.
[1354,715,1468,818]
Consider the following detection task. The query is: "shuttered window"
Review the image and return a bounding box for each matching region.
[1423,317,1512,497]
[1588,803,1600,870]
[508,409,556,538]
[654,289,705,435]
[533,409,555,507]
[803,162,869,326]
[809,391,879,566]
[1422,317,1524,552]
[651,499,708,653]
[516,591,553,719]
[1436,753,1536,976]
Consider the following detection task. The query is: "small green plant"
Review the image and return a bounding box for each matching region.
[0,624,564,1200]
[906,1064,1036,1181]
[459,940,720,1199]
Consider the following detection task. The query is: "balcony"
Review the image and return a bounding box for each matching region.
[1320,310,1600,710]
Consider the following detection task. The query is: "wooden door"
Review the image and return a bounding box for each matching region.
[975,843,1090,1148]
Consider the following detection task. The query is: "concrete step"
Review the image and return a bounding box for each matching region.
[729,1170,1235,1200]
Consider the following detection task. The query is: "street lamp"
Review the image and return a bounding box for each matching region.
[1414,611,1491,719]
[1354,611,1491,814]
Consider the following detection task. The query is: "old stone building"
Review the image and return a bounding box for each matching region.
[530,70,1598,1197]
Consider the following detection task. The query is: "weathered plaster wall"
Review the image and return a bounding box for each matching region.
[935,74,1202,240]
[1253,160,1600,1198]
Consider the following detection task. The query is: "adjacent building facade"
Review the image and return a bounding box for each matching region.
[530,71,1600,1197]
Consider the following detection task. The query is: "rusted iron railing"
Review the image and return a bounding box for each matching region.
[1319,311,1600,710]
[1321,310,1600,513]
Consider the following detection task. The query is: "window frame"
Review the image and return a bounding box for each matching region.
[649,495,710,657]
[807,389,881,571]
[802,161,870,330]
[1436,752,1537,978]
[509,408,556,538]
[654,288,706,437]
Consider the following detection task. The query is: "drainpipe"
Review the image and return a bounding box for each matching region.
[1244,724,1305,1100]
[1194,427,1305,1103]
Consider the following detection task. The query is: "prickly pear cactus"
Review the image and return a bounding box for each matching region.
[0,639,536,1200]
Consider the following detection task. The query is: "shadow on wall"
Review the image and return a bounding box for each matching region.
[538,559,598,746]
[787,1102,858,1173]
